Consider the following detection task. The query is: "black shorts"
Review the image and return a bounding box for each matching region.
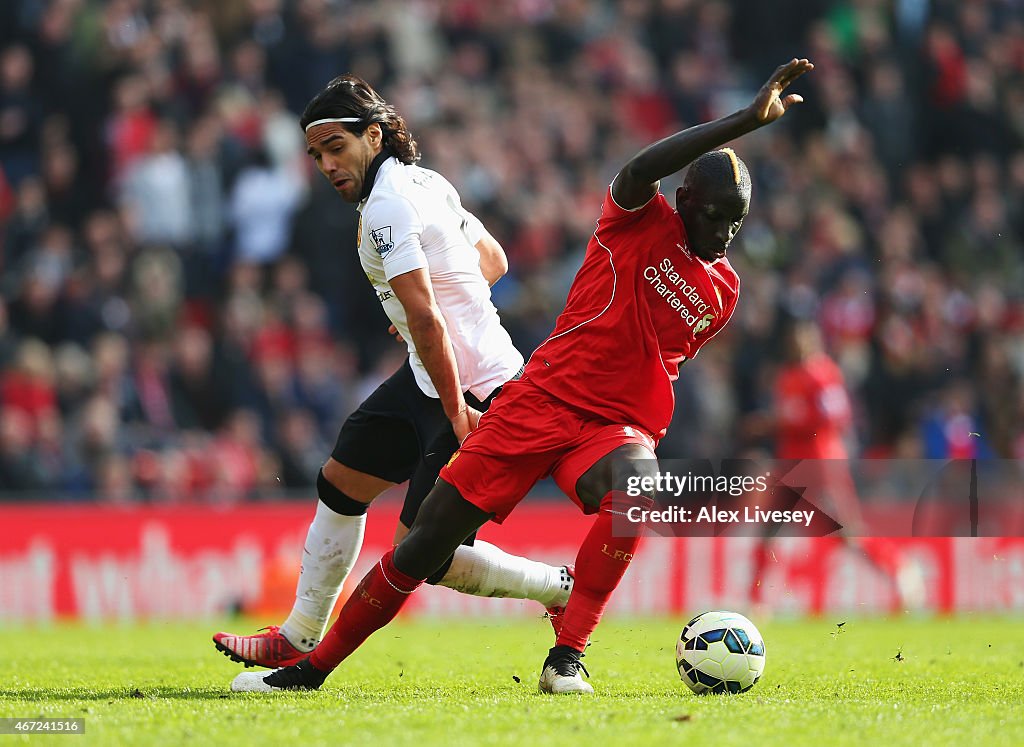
[332,360,518,582]
[331,360,507,486]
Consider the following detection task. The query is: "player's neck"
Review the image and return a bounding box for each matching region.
[360,150,393,201]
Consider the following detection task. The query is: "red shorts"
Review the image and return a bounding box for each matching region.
[439,377,657,523]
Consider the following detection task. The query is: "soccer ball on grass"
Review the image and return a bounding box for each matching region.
[675,610,766,694]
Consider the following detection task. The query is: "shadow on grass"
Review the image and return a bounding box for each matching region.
[0,684,462,702]
[0,682,548,703]
[0,687,253,702]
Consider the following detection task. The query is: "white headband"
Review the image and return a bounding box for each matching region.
[304,117,362,131]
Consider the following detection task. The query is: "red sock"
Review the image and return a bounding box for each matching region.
[556,491,649,652]
[858,537,904,578]
[309,548,422,672]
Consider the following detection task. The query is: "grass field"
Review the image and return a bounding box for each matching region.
[2,615,1023,746]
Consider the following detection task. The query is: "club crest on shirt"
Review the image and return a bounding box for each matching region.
[644,257,719,333]
[370,226,394,256]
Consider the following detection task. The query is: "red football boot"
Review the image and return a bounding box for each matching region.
[213,625,308,668]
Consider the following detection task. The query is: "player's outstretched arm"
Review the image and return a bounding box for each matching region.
[612,58,814,210]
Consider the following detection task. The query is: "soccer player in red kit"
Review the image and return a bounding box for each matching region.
[775,320,852,461]
[748,318,924,610]
[231,58,815,695]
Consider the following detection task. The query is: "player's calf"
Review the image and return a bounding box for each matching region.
[556,490,652,652]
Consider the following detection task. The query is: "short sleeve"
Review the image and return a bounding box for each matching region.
[600,177,661,226]
[365,192,427,280]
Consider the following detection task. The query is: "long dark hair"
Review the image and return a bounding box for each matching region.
[299,75,420,164]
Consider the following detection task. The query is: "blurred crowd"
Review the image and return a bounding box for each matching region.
[0,0,1022,501]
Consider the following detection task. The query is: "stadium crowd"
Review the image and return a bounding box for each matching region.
[0,0,1022,500]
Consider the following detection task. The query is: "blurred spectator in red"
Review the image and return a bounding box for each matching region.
[132,340,175,434]
[208,408,272,500]
[105,75,158,186]
[1,338,58,440]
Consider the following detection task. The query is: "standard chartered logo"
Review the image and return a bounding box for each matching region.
[644,257,716,333]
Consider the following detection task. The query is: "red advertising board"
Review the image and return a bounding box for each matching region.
[2,500,1023,622]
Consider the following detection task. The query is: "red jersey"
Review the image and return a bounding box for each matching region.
[775,353,851,459]
[523,187,740,439]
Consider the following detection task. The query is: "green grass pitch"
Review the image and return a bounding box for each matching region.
[2,615,1023,746]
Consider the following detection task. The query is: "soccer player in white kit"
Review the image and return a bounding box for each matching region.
[213,75,572,669]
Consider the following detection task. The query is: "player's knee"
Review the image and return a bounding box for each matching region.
[322,457,391,502]
[580,444,659,501]
[317,468,370,516]
[614,461,660,501]
[600,487,654,517]
[576,448,659,516]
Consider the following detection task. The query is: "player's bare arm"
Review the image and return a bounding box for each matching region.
[612,58,814,210]
[389,268,480,442]
[474,232,508,287]
[387,233,505,343]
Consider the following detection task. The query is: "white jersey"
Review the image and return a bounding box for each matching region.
[357,157,523,400]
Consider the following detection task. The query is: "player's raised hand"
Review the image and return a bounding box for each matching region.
[750,58,814,125]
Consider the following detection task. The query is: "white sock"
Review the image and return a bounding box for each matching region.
[438,540,572,608]
[280,500,366,651]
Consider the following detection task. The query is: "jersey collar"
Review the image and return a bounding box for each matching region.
[358,150,395,204]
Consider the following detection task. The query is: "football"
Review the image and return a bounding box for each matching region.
[675,610,766,694]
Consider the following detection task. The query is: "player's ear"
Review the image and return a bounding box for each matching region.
[365,122,383,148]
[675,185,688,208]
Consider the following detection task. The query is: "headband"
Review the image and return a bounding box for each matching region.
[304,117,362,131]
